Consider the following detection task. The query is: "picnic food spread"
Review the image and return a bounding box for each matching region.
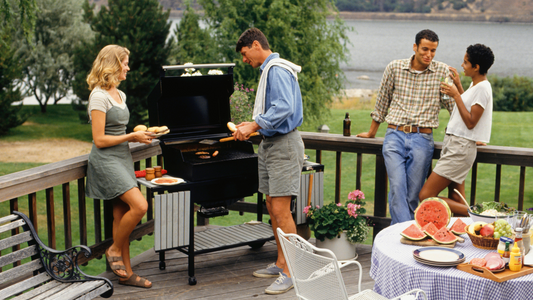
[401,198,533,281]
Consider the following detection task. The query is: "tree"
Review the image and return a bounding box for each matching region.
[0,0,35,133]
[15,0,93,113]
[198,0,351,126]
[0,25,27,135]
[174,1,219,65]
[72,0,173,129]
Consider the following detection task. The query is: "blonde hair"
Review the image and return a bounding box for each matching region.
[87,45,130,90]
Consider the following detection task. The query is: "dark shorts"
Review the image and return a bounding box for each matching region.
[258,130,304,197]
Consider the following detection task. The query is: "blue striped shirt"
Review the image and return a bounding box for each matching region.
[255,53,303,137]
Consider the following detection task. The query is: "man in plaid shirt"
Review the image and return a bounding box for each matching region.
[357,29,454,225]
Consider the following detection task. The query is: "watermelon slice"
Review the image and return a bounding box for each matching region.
[421,222,439,237]
[415,197,451,229]
[449,218,468,235]
[431,227,458,244]
[400,224,427,241]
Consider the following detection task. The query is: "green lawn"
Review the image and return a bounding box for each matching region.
[2,104,533,275]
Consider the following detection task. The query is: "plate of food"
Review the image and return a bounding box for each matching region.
[151,177,184,185]
[469,201,516,223]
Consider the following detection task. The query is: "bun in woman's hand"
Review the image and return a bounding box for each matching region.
[134,125,147,132]
[147,127,159,133]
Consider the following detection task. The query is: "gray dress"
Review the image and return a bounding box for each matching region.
[86,96,137,200]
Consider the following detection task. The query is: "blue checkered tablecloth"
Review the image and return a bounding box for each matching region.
[370,218,533,300]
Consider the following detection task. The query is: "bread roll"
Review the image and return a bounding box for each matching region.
[134,125,147,132]
[147,127,159,133]
[227,122,237,132]
[156,126,168,133]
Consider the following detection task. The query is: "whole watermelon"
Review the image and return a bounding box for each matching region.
[415,197,452,229]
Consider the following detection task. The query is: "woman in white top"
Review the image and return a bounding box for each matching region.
[419,44,495,216]
[86,45,153,288]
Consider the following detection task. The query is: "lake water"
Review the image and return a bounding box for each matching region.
[342,19,533,89]
[22,18,533,105]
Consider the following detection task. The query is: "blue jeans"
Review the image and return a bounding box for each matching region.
[382,128,434,225]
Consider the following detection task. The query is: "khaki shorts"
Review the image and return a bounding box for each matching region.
[433,134,477,184]
[258,130,304,197]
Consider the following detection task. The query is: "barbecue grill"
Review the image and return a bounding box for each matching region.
[147,63,258,210]
[145,63,273,285]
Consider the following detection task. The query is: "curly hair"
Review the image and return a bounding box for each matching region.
[86,45,130,90]
[235,28,270,52]
[466,44,495,75]
[415,29,439,46]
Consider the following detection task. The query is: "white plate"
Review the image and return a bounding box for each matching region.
[413,247,465,262]
[151,177,184,185]
[151,132,169,138]
[413,255,464,267]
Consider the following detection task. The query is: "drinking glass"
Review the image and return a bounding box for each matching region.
[512,211,531,232]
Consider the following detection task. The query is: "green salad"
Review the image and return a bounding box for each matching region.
[471,202,515,215]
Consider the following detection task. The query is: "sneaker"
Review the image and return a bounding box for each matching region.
[253,263,283,278]
[265,272,294,295]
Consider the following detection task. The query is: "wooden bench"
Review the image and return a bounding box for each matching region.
[0,211,113,300]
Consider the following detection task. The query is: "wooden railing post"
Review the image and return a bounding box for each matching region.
[335,152,342,204]
[494,164,502,202]
[46,188,56,249]
[519,166,526,211]
[62,183,72,249]
[28,193,37,234]
[373,154,389,239]
[470,162,478,206]
[78,178,87,246]
[356,153,362,190]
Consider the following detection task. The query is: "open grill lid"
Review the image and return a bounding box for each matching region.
[147,63,236,143]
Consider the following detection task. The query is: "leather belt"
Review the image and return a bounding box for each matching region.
[388,124,432,134]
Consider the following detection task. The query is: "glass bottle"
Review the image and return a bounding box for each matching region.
[145,168,155,181]
[515,227,525,267]
[502,241,511,266]
[343,112,351,136]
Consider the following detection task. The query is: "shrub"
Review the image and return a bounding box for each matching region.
[229,83,255,124]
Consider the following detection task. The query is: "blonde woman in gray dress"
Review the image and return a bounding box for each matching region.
[86,45,152,288]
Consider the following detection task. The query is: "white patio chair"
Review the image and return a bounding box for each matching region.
[277,228,427,300]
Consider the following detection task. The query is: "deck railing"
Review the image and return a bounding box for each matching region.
[1,132,533,265]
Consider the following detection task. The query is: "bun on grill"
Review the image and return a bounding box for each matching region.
[134,125,147,132]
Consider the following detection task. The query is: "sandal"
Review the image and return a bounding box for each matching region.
[119,273,152,288]
[105,248,127,278]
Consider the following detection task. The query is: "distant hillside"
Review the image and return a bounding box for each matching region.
[88,0,533,23]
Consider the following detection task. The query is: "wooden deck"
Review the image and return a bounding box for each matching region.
[95,234,375,299]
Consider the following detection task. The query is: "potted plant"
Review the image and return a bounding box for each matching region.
[304,190,370,259]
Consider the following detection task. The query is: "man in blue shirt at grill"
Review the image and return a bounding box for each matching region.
[233,28,304,295]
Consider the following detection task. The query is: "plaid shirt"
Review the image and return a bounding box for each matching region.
[371,56,455,128]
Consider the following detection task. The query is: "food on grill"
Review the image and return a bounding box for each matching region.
[212,150,219,157]
[153,178,179,184]
[195,152,209,155]
[400,224,426,241]
[414,197,451,229]
[431,227,458,244]
[134,125,147,132]
[199,155,211,159]
[449,218,468,235]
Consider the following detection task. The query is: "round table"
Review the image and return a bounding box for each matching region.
[370,218,533,300]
